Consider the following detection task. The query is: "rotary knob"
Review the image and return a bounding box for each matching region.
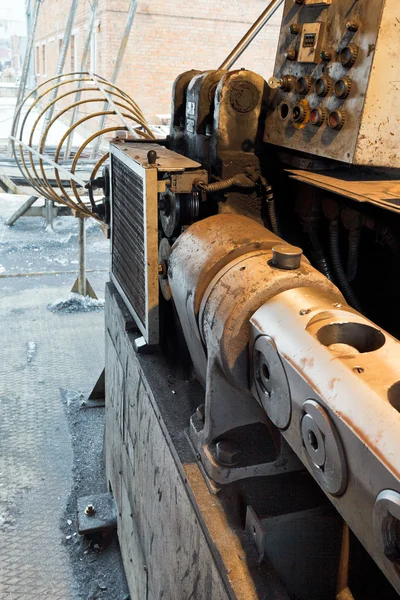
[296,76,312,95]
[334,77,352,99]
[314,76,331,97]
[328,110,346,130]
[280,74,295,92]
[339,44,359,68]
[310,107,327,127]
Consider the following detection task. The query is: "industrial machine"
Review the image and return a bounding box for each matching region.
[101,1,400,598]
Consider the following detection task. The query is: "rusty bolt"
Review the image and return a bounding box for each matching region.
[85,504,96,516]
[215,440,241,466]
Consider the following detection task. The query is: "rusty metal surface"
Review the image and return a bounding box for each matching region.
[250,285,400,593]
[286,168,400,213]
[169,214,282,387]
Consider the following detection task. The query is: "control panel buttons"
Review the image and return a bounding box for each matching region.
[314,76,331,97]
[339,44,359,68]
[296,76,312,95]
[328,110,346,130]
[291,100,310,128]
[310,107,327,127]
[334,77,352,99]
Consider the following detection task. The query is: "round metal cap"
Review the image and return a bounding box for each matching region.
[272,244,303,270]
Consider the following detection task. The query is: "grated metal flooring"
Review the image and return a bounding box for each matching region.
[0,196,110,599]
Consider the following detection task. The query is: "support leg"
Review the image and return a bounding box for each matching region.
[6,196,38,226]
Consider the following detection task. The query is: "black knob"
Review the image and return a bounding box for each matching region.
[310,107,327,127]
[328,110,346,130]
[314,76,331,97]
[340,44,359,67]
[334,77,352,99]
[285,49,297,61]
[296,76,312,95]
[147,150,157,164]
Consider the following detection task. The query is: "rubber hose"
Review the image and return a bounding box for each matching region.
[199,174,256,193]
[347,229,361,282]
[264,184,281,237]
[329,219,362,312]
[309,231,334,281]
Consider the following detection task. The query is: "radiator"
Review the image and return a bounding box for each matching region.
[109,141,205,345]
[110,144,159,344]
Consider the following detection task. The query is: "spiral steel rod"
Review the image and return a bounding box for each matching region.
[10,72,155,219]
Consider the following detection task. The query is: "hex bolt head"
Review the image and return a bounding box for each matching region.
[215,440,241,466]
[85,504,96,516]
[272,244,303,270]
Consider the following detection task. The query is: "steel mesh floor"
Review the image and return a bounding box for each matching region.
[0,197,110,599]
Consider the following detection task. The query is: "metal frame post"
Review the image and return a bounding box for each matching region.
[7,0,42,156]
[39,0,80,140]
[63,0,99,159]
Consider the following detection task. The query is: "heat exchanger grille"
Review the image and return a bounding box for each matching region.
[111,154,146,327]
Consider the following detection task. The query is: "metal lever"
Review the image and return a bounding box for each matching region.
[219,0,285,70]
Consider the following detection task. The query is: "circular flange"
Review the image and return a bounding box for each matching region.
[158,238,172,301]
[253,335,292,429]
[159,191,181,238]
[229,81,259,113]
[300,399,347,496]
[373,489,400,568]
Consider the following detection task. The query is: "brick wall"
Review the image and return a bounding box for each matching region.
[34,0,282,123]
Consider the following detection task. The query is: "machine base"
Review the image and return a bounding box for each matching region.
[104,283,342,600]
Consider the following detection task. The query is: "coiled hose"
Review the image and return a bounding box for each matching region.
[261,177,280,237]
[347,228,361,282]
[309,231,334,281]
[199,174,256,193]
[329,219,362,312]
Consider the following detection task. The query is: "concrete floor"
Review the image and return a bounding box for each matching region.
[0,194,128,599]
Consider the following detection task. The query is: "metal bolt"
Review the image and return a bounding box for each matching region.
[353,366,364,374]
[272,244,303,270]
[299,308,311,316]
[346,20,359,32]
[195,404,205,422]
[215,440,241,466]
[333,303,343,309]
[285,49,297,61]
[85,504,96,516]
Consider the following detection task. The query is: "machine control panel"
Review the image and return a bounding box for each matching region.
[265,0,399,167]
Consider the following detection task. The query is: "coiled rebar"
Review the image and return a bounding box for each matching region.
[10,71,156,219]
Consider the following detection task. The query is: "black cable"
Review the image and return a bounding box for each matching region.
[329,219,362,312]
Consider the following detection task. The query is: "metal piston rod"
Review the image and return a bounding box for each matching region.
[219,0,285,70]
